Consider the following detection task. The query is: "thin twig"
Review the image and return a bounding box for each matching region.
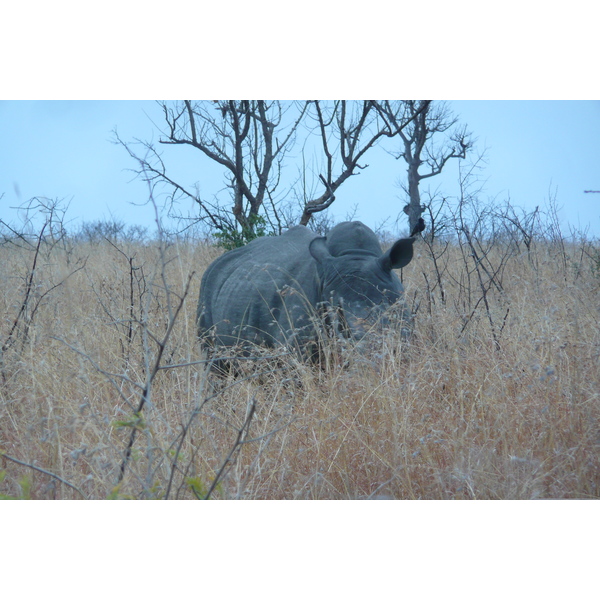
[204,397,257,500]
[163,362,294,499]
[1,450,86,499]
[118,271,195,483]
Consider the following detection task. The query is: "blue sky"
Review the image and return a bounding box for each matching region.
[1,100,599,237]
[2,2,598,239]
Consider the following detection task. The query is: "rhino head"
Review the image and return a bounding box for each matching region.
[309,235,415,340]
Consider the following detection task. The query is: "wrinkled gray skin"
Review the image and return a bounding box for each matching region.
[197,221,415,361]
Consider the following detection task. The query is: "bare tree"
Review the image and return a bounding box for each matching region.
[116,101,306,240]
[298,100,414,226]
[116,101,420,241]
[376,101,474,235]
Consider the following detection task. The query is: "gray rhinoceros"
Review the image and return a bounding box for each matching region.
[197,221,416,362]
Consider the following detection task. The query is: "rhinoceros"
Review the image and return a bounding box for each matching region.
[197,221,416,362]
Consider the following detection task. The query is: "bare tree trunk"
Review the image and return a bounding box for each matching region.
[383,100,472,236]
[405,156,426,234]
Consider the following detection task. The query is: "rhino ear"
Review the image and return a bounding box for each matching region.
[309,237,331,264]
[379,237,415,271]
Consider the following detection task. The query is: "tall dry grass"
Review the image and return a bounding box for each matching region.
[1,220,599,499]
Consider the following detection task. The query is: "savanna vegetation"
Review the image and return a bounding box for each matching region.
[1,195,598,500]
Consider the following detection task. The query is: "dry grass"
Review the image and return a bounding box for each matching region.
[1,230,599,499]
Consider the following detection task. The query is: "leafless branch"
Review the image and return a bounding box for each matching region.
[204,396,257,499]
[300,101,413,224]
[118,270,195,483]
[1,450,86,498]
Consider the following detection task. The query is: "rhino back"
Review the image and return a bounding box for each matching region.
[198,226,321,348]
